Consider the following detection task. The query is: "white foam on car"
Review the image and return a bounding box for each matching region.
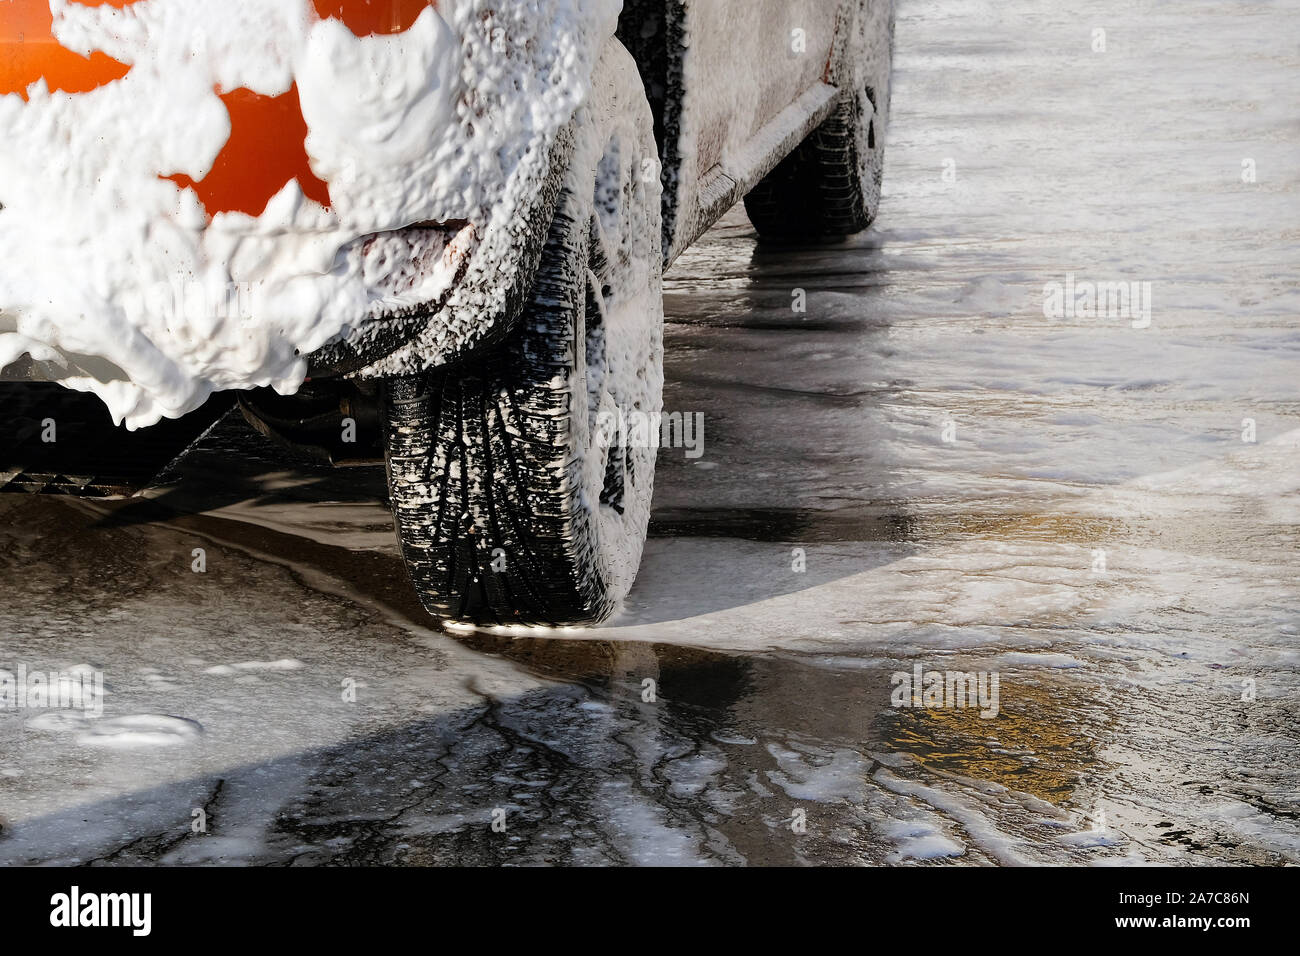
[0,0,619,428]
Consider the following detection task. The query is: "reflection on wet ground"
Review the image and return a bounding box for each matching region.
[2,0,1299,864]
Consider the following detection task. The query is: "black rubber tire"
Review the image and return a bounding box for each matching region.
[744,0,895,241]
[383,41,664,627]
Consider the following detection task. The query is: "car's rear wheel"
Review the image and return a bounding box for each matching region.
[383,41,663,627]
[744,0,894,241]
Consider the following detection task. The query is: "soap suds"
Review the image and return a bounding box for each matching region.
[0,0,619,427]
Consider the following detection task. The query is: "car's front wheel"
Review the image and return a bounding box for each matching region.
[383,40,663,627]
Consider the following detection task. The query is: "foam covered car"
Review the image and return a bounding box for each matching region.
[0,0,894,625]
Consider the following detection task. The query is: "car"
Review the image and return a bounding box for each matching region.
[0,0,894,626]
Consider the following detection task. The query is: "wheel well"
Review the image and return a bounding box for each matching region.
[614,0,685,256]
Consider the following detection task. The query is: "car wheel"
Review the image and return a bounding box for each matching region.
[743,0,894,241]
[383,40,663,627]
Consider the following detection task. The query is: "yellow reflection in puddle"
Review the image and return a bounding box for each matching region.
[879,678,1107,804]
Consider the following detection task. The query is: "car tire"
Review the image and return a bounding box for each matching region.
[743,0,894,241]
[383,39,663,627]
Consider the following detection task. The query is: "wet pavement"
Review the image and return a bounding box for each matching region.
[2,0,1299,865]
